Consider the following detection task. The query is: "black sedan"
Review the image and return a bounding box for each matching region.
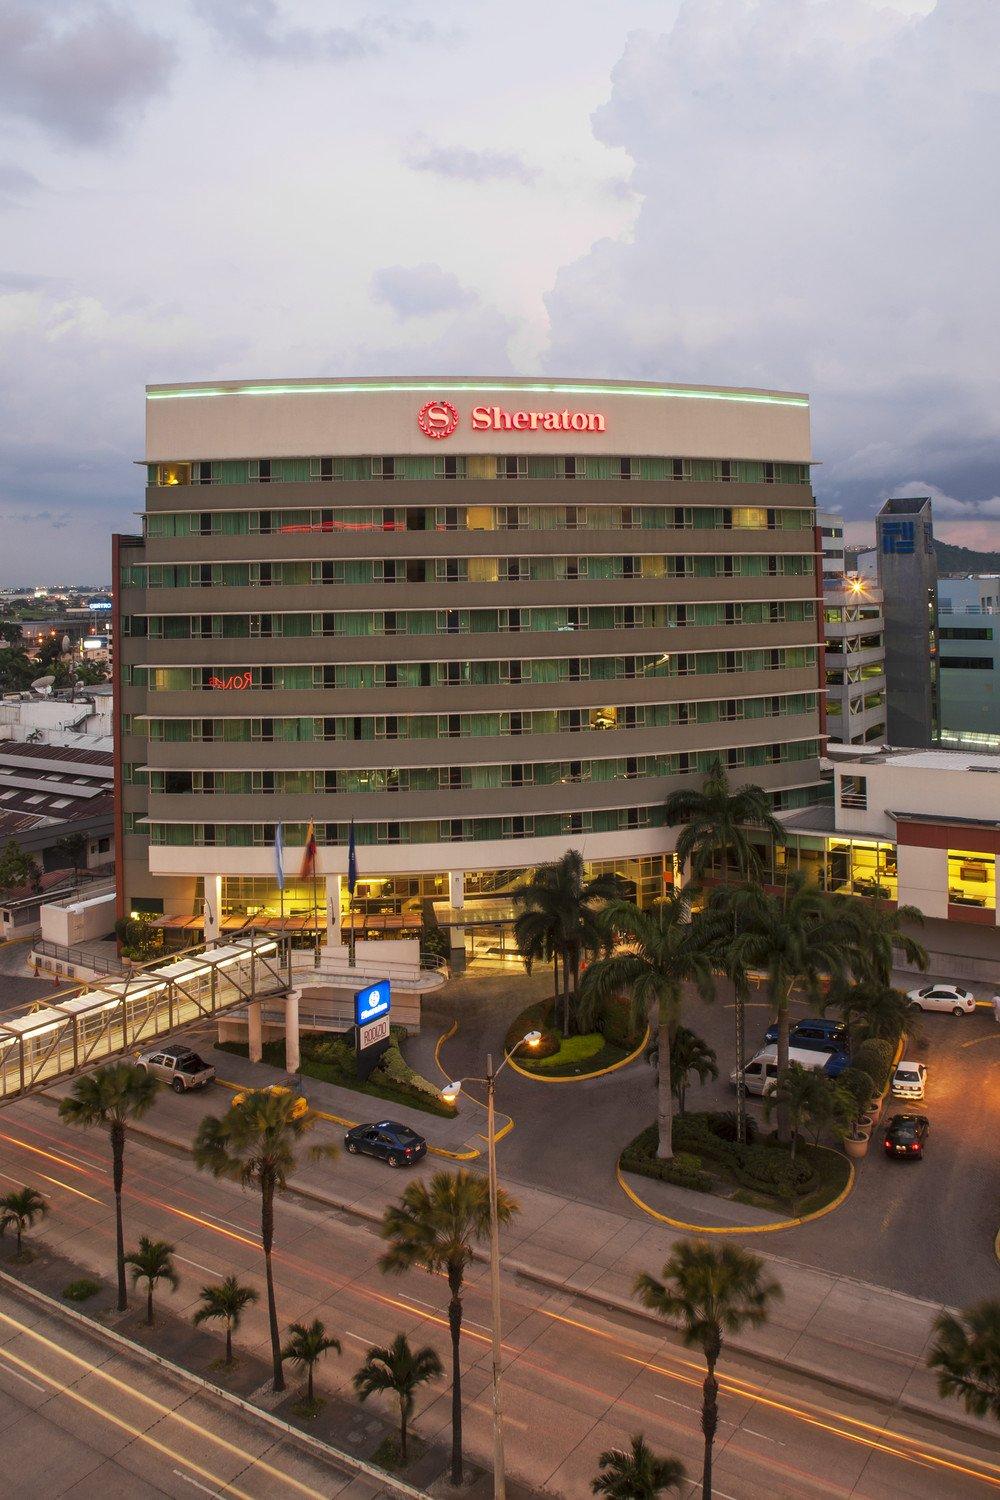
[344,1120,427,1168]
[883,1114,930,1160]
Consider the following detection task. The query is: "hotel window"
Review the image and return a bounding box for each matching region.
[948,850,996,909]
[248,459,271,483]
[620,457,636,480]
[763,462,775,482]
[372,457,396,479]
[563,457,577,480]
[500,457,526,479]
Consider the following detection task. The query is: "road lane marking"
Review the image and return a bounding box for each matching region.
[173,1471,225,1498]
[654,1393,697,1413]
[0,1364,45,1392]
[176,1254,223,1276]
[743,1427,786,1446]
[34,1171,102,1204]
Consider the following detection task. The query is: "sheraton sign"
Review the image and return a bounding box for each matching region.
[417,398,605,440]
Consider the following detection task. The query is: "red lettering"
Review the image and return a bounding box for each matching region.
[471,405,491,430]
[512,411,529,430]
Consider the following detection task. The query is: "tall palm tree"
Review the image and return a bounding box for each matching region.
[762,1063,844,1163]
[0,1186,47,1257]
[707,876,855,1143]
[353,1332,443,1464]
[125,1236,178,1325]
[851,982,913,1044]
[281,1318,341,1405]
[379,1169,518,1486]
[636,1241,783,1500]
[845,897,928,988]
[663,758,784,885]
[59,1062,158,1310]
[193,1275,259,1365]
[513,849,627,1035]
[591,1433,686,1497]
[669,1027,718,1116]
[580,895,715,1160]
[928,1300,1000,1422]
[194,1088,337,1392]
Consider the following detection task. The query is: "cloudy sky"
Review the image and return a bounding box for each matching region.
[1,0,998,582]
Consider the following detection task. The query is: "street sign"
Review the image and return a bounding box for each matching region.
[355,980,391,1027]
[358,1015,391,1051]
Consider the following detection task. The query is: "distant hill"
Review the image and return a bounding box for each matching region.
[846,539,1000,576]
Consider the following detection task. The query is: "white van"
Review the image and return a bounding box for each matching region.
[730,1045,835,1098]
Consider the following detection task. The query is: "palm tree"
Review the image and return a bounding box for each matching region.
[0,1186,47,1257]
[592,1433,686,1497]
[353,1332,443,1464]
[707,876,855,1143]
[669,1027,718,1116]
[663,758,784,885]
[580,895,715,1160]
[928,1301,1000,1422]
[193,1275,259,1365]
[763,1064,846,1162]
[59,1062,158,1310]
[194,1088,337,1392]
[636,1241,783,1500]
[513,849,627,1035]
[281,1318,341,1405]
[848,982,913,1044]
[379,1169,518,1486]
[125,1236,178,1325]
[845,897,928,988]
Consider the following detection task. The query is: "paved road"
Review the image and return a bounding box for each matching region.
[0,1280,388,1498]
[0,1097,998,1497]
[0,936,58,1013]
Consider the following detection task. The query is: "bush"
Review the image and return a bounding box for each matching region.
[63,1278,101,1302]
[706,1110,759,1145]
[531,1033,605,1070]
[504,1001,560,1059]
[620,1126,713,1192]
[595,993,642,1049]
[837,1067,875,1116]
[854,1038,894,1094]
[673,1112,814,1200]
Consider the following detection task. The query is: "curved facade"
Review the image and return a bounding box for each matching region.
[116,377,824,949]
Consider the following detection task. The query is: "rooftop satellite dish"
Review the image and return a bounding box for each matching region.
[31,675,55,694]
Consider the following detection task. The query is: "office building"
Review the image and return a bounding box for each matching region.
[876,495,938,747]
[115,376,824,963]
[937,577,1000,748]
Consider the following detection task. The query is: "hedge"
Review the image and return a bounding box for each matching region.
[620,1125,713,1193]
[853,1037,894,1094]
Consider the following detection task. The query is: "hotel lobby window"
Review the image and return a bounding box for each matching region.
[947,850,996,910]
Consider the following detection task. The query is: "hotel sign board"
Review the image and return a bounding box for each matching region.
[418,399,606,439]
[355,979,392,1069]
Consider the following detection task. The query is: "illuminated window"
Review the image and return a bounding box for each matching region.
[947,850,996,909]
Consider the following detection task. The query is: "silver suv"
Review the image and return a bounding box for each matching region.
[137,1044,216,1093]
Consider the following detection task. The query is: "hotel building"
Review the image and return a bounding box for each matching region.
[115,377,824,962]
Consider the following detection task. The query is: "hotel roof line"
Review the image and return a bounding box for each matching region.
[145,376,809,407]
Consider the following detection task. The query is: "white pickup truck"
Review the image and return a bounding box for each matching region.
[136,1044,216,1093]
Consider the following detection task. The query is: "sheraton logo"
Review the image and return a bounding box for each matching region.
[417,399,606,439]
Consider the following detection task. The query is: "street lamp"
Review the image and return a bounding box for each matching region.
[441,1028,541,1500]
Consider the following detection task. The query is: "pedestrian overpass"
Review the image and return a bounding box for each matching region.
[0,933,292,1105]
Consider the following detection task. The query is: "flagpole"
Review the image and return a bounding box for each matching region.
[312,821,320,970]
[347,820,357,970]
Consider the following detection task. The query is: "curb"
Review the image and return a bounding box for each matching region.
[432,1020,514,1146]
[994,1225,1000,1266]
[35,1101,997,1449]
[615,1151,855,1236]
[0,1269,429,1499]
[508,1026,651,1084]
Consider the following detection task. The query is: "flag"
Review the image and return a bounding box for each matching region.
[273,822,285,891]
[299,821,318,881]
[347,820,358,896]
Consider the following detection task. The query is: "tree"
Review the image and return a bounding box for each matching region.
[125,1236,178,1325]
[59,1062,158,1310]
[851,983,913,1045]
[0,838,39,898]
[54,832,88,882]
[0,1186,48,1257]
[669,1027,718,1116]
[379,1170,518,1486]
[513,849,627,1035]
[193,1275,259,1365]
[762,1063,839,1162]
[663,758,784,885]
[636,1241,783,1500]
[706,876,855,1143]
[845,898,928,988]
[928,1301,1000,1422]
[281,1318,341,1405]
[0,646,35,694]
[353,1332,443,1465]
[0,620,22,646]
[194,1089,337,1392]
[114,914,161,962]
[592,1434,686,1497]
[580,895,715,1160]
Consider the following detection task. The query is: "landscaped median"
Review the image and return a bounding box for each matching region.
[619,1110,853,1231]
[503,998,648,1081]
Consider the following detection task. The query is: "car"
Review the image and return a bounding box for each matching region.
[344,1120,427,1168]
[136,1044,215,1093]
[731,1045,849,1097]
[230,1083,309,1118]
[762,1017,846,1048]
[906,983,976,1016]
[883,1114,930,1159]
[891,1060,927,1099]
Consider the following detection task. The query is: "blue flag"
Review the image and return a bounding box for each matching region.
[274,822,285,891]
[347,820,357,896]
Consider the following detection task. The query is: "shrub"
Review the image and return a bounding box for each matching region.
[596,993,642,1049]
[63,1277,101,1302]
[854,1038,894,1094]
[837,1067,875,1116]
[531,1033,605,1070]
[504,1001,560,1058]
[620,1127,713,1192]
[701,1110,758,1145]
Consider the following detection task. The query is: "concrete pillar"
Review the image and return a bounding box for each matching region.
[203,874,223,945]
[284,988,300,1075]
[247,1000,263,1065]
[325,874,342,950]
[448,869,466,975]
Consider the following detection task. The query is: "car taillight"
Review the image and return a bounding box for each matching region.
[405,1148,413,1156]
[910,1143,920,1151]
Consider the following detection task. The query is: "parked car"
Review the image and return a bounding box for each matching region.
[883,1114,929,1159]
[230,1083,309,1118]
[906,983,976,1016]
[731,1044,849,1097]
[344,1120,427,1168]
[136,1044,215,1093]
[890,1060,927,1100]
[762,1017,846,1048]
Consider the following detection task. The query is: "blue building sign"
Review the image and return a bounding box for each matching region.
[882,520,915,555]
[355,980,391,1027]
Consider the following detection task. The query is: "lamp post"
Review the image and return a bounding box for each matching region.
[442,1029,541,1500]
